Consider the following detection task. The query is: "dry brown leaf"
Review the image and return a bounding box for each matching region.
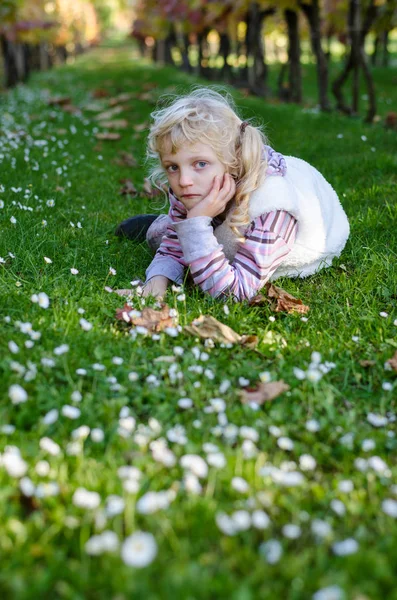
[47,96,71,106]
[249,283,310,315]
[240,335,259,349]
[240,380,290,405]
[61,104,81,115]
[137,92,157,103]
[142,178,165,197]
[92,88,109,98]
[184,315,257,347]
[113,151,138,168]
[359,360,376,368]
[99,119,128,130]
[185,315,241,344]
[133,122,148,132]
[108,92,134,106]
[95,132,121,141]
[115,303,176,332]
[387,351,397,372]
[84,102,105,112]
[95,106,124,121]
[142,82,157,90]
[119,178,137,195]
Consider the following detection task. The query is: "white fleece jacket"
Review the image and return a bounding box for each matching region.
[213,156,350,279]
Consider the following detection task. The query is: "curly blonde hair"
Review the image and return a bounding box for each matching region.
[146,87,268,234]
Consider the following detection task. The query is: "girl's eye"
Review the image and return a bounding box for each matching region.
[167,165,178,173]
[196,161,208,168]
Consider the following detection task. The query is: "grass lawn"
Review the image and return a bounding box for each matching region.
[0,40,397,599]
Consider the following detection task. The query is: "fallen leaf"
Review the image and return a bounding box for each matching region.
[184,315,257,347]
[119,178,137,195]
[84,102,106,112]
[137,92,157,103]
[61,104,81,115]
[240,380,290,405]
[249,283,310,315]
[113,151,138,168]
[387,351,397,372]
[108,92,134,106]
[95,106,124,121]
[142,178,166,197]
[47,96,71,106]
[115,303,177,332]
[133,122,148,132]
[359,360,376,368]
[154,355,176,363]
[56,129,67,135]
[142,82,157,90]
[95,132,121,141]
[92,88,109,98]
[99,119,128,129]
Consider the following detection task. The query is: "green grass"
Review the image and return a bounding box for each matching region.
[0,39,397,599]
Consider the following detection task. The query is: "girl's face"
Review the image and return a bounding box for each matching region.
[160,141,227,211]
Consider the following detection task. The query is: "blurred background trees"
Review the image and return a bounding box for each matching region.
[1,0,396,123]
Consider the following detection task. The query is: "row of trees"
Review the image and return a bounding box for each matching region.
[132,0,397,123]
[0,0,124,88]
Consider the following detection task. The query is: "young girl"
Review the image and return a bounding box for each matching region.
[115,87,350,301]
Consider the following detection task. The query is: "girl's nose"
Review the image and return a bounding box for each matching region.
[179,170,193,187]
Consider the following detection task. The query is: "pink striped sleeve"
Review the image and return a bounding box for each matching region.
[188,210,298,300]
[145,193,188,284]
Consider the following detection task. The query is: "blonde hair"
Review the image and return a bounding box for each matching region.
[146,87,268,234]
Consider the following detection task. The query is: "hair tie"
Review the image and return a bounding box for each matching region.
[240,121,249,135]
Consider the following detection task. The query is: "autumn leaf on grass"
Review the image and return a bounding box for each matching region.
[133,123,148,133]
[95,132,121,141]
[113,151,138,168]
[95,106,124,121]
[100,119,129,130]
[142,178,167,198]
[84,102,105,112]
[240,380,290,405]
[184,315,258,347]
[92,88,109,99]
[108,92,134,106]
[119,179,137,195]
[62,104,82,115]
[47,96,71,106]
[249,282,310,315]
[115,303,176,332]
[359,360,376,368]
[387,351,397,372]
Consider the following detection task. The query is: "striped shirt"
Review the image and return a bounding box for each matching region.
[145,193,298,301]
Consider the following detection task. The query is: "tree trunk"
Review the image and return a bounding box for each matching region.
[332,0,378,122]
[372,33,380,66]
[382,30,389,67]
[164,32,175,66]
[285,8,302,103]
[246,3,274,95]
[219,33,232,82]
[1,36,19,87]
[299,0,331,111]
[179,33,191,73]
[351,0,361,114]
[155,39,165,64]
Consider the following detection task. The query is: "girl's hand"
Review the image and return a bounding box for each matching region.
[141,275,169,299]
[187,174,236,220]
